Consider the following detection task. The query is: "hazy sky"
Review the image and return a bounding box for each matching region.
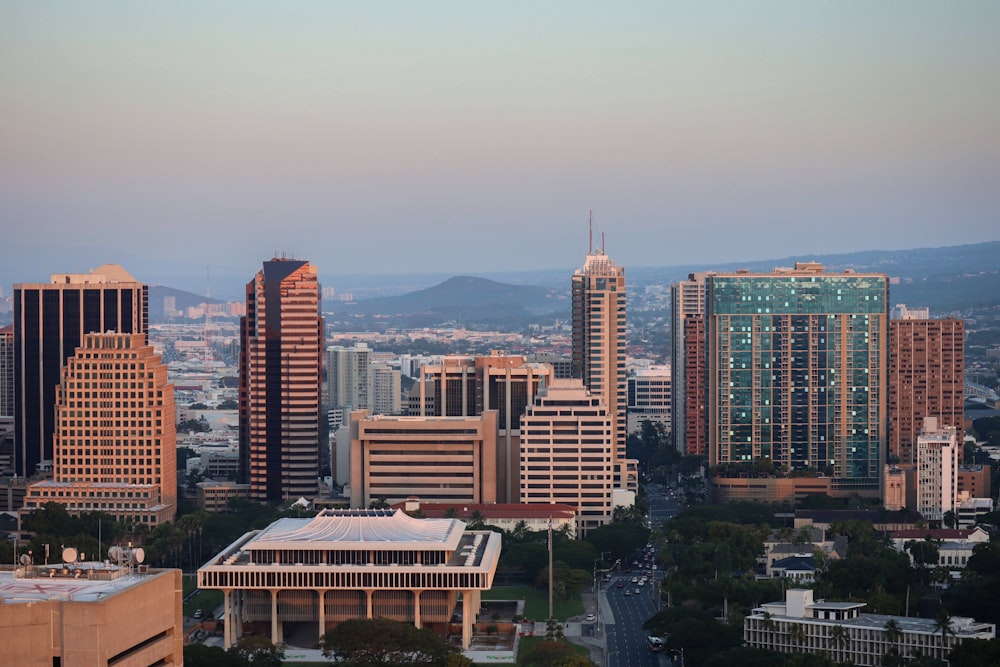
[2,2,999,288]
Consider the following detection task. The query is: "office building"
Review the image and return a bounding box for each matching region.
[327,342,373,412]
[916,417,959,524]
[891,303,930,320]
[349,410,498,508]
[957,463,991,502]
[14,264,147,477]
[0,559,182,667]
[745,588,994,666]
[23,333,177,526]
[706,263,888,497]
[416,354,552,502]
[0,325,12,418]
[197,508,501,650]
[671,272,712,453]
[627,365,672,434]
[519,379,617,534]
[572,244,634,491]
[371,363,402,416]
[888,317,964,465]
[240,258,323,501]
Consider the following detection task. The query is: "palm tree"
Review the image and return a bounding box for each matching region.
[883,618,904,667]
[933,608,953,651]
[829,624,849,660]
[788,622,807,649]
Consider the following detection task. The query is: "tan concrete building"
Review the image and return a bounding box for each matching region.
[394,498,579,538]
[889,318,964,465]
[23,332,177,526]
[349,410,498,507]
[0,560,183,667]
[197,479,251,512]
[519,379,617,534]
[197,508,501,650]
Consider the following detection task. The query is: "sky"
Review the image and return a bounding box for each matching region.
[2,2,999,293]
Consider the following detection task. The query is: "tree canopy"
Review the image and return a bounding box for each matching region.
[320,617,463,665]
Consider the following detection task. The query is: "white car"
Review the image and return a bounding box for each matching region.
[585,613,596,622]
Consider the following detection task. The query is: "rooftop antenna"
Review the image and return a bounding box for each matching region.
[602,231,605,254]
[589,210,593,255]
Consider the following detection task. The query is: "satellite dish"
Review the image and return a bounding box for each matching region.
[62,547,78,563]
[133,548,145,564]
[19,554,31,566]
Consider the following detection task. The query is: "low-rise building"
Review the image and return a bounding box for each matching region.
[392,498,578,538]
[745,588,994,666]
[196,479,251,512]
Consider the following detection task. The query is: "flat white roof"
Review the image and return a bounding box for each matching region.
[249,509,464,551]
[0,566,158,604]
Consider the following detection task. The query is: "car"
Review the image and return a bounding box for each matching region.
[585,613,596,622]
[617,582,624,588]
[635,588,641,594]
[638,581,645,587]
[631,577,638,583]
[624,590,631,596]
[193,609,203,619]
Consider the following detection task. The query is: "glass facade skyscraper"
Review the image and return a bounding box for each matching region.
[707,263,888,495]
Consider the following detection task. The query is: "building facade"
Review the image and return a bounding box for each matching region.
[14,265,147,477]
[0,324,12,419]
[197,509,501,650]
[627,365,672,434]
[706,263,888,497]
[327,342,373,413]
[888,318,964,465]
[670,272,712,454]
[519,379,617,534]
[572,247,634,492]
[23,333,177,526]
[916,417,959,523]
[371,364,402,416]
[240,258,323,501]
[349,410,498,508]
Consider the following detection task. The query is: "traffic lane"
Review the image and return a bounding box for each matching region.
[605,577,661,667]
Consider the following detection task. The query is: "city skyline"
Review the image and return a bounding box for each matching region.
[3,3,999,290]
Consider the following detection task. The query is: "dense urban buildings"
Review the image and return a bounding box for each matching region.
[670,272,712,454]
[197,509,501,650]
[239,258,323,501]
[572,243,635,492]
[888,317,964,465]
[348,409,498,507]
[0,560,183,667]
[13,264,147,477]
[916,416,959,523]
[22,333,177,526]
[703,263,889,498]
[519,379,618,534]
[626,365,672,434]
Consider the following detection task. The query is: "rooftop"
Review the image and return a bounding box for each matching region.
[0,563,158,605]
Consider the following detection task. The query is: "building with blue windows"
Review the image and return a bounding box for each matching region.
[706,263,888,497]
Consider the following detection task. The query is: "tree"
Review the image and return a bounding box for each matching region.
[933,608,953,647]
[184,644,243,667]
[829,624,848,659]
[788,622,807,647]
[943,510,957,530]
[948,638,1000,666]
[519,640,594,667]
[320,617,460,665]
[227,635,284,667]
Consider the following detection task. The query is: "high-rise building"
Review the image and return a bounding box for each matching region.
[706,263,889,497]
[349,410,498,507]
[416,353,552,502]
[670,272,712,453]
[889,317,964,465]
[14,265,148,477]
[327,342,373,412]
[572,243,634,491]
[681,314,708,456]
[519,379,617,534]
[917,416,959,523]
[23,333,177,525]
[627,365,672,434]
[0,325,13,418]
[239,258,323,501]
[371,363,402,416]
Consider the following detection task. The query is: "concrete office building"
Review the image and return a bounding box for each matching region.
[14,264,147,477]
[240,258,323,501]
[572,244,635,492]
[889,317,964,465]
[670,272,712,454]
[916,417,959,524]
[0,560,183,667]
[706,263,888,498]
[197,509,501,650]
[745,588,993,666]
[349,410,497,508]
[519,379,619,534]
[416,354,552,502]
[627,365,672,434]
[23,333,177,526]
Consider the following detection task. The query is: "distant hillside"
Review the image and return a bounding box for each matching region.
[148,285,225,321]
[339,275,567,324]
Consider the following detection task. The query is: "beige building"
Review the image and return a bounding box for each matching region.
[0,560,182,667]
[519,379,617,534]
[917,417,959,523]
[197,479,251,512]
[394,498,579,538]
[23,333,177,526]
[197,508,501,650]
[350,410,498,507]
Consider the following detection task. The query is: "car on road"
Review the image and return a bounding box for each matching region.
[193,609,203,619]
[585,613,596,622]
[617,582,624,588]
[635,588,641,594]
[624,590,631,596]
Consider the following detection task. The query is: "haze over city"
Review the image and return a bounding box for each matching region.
[3,2,999,293]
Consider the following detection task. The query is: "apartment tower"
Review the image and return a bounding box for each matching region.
[327,342,373,413]
[572,238,634,491]
[916,417,959,523]
[23,333,177,525]
[889,316,964,465]
[706,263,889,497]
[0,325,13,419]
[13,265,147,477]
[670,272,712,454]
[240,258,323,501]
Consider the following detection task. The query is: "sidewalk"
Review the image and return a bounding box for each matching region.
[563,586,613,666]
